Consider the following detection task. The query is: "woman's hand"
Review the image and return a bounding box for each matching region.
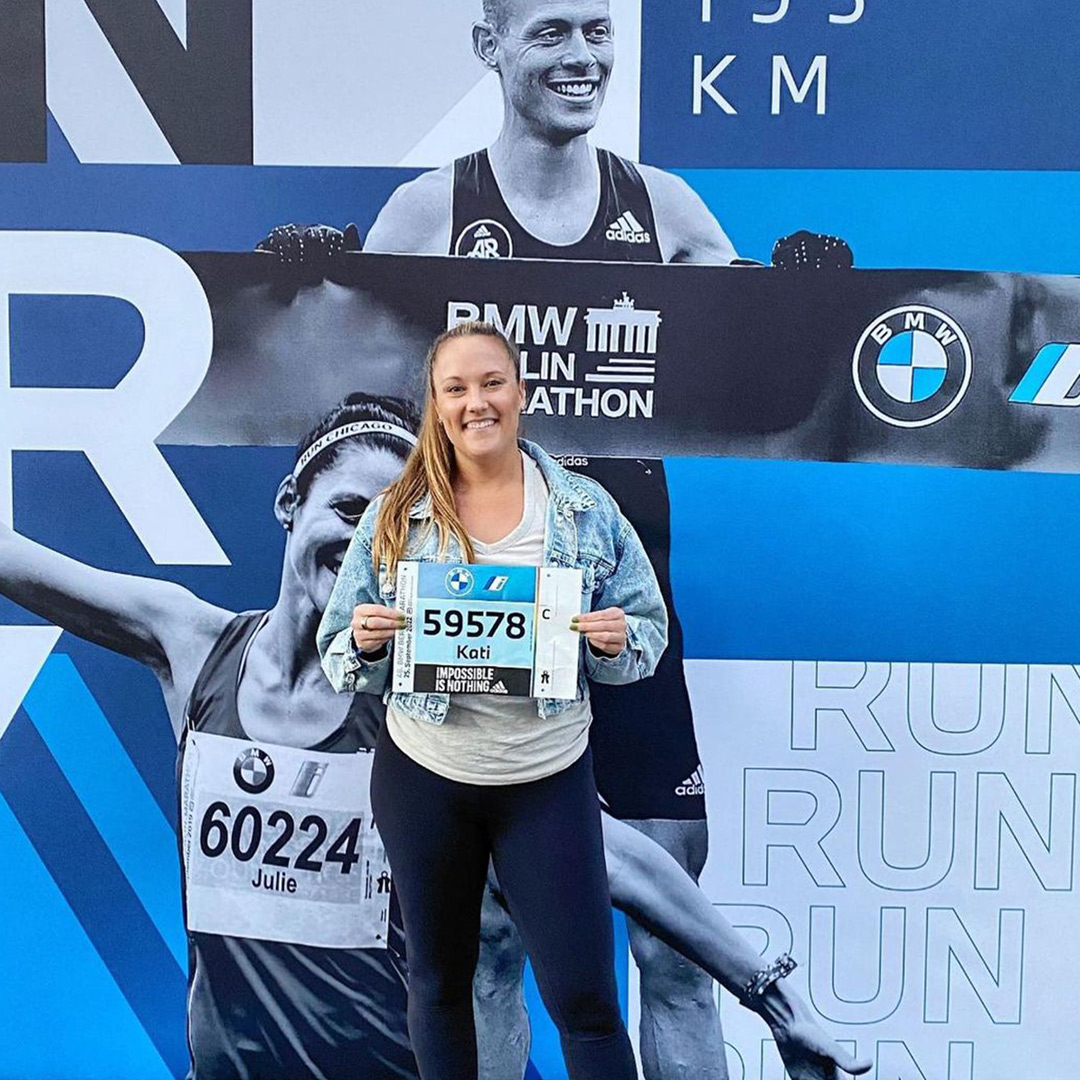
[351,604,406,655]
[756,981,872,1080]
[572,607,627,657]
[773,1021,872,1080]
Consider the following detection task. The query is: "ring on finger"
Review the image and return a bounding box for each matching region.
[360,615,370,631]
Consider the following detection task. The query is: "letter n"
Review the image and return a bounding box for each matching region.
[0,2,45,161]
[50,0,253,164]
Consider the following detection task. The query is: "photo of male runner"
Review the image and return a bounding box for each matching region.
[365,2,735,264]
[363,4,737,1078]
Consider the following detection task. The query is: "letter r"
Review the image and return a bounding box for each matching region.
[0,231,227,564]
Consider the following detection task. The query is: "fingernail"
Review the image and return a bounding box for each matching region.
[569,623,582,632]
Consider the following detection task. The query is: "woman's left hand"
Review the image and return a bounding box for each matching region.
[572,607,627,657]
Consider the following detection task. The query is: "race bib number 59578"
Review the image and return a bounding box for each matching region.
[392,562,582,698]
[180,731,390,949]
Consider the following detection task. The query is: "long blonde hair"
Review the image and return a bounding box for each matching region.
[372,321,521,575]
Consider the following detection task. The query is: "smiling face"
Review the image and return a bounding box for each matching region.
[432,333,525,467]
[286,441,407,614]
[486,0,614,142]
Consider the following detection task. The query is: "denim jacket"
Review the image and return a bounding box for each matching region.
[317,439,668,725]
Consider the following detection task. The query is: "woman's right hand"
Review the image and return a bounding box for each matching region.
[351,604,406,655]
[756,980,872,1079]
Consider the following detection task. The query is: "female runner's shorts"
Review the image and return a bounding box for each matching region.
[562,456,707,823]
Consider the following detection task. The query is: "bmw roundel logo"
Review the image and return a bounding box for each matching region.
[234,747,275,794]
[446,567,474,596]
[852,305,972,428]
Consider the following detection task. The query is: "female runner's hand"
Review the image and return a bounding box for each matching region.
[773,1023,872,1080]
[572,607,627,657]
[759,983,873,1079]
[351,604,406,655]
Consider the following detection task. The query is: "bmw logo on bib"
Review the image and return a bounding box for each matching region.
[445,566,474,596]
[852,305,972,428]
[234,747,275,794]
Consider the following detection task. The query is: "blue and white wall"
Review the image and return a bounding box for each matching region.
[0,3,1078,1078]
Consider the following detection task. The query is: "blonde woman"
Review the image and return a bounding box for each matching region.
[319,320,661,1079]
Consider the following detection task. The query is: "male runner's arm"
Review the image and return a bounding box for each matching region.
[0,524,228,712]
[638,165,739,265]
[363,166,455,255]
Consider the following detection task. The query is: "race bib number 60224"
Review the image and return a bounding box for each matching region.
[180,731,391,949]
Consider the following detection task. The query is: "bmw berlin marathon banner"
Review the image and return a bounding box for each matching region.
[1,3,1080,1080]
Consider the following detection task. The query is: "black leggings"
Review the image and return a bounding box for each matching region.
[370,725,636,1080]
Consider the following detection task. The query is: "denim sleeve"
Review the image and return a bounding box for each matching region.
[584,513,669,685]
[316,509,393,695]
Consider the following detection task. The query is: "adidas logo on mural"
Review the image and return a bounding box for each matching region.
[675,766,705,797]
[606,210,652,245]
[489,680,509,694]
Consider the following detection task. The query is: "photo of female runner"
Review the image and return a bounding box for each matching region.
[318,323,872,1080]
[0,394,423,1080]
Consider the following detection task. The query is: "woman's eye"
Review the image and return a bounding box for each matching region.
[485,379,505,388]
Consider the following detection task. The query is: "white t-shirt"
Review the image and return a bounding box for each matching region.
[386,453,592,785]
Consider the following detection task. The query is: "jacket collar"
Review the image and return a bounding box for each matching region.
[405,439,596,520]
[520,439,597,512]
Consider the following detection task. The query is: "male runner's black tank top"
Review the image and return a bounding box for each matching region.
[450,148,663,262]
[179,612,416,1080]
[451,149,704,820]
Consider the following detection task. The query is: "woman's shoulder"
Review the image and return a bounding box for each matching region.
[522,440,620,514]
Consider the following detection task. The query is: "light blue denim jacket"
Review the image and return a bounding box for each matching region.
[317,440,668,724]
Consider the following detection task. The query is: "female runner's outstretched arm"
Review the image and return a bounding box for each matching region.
[603,814,873,1080]
[0,523,230,736]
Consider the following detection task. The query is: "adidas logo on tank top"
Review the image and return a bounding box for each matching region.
[605,210,652,245]
[675,766,705,797]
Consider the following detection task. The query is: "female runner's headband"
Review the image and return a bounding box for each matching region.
[293,420,418,480]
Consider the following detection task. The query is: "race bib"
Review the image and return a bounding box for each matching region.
[180,731,391,949]
[392,562,581,698]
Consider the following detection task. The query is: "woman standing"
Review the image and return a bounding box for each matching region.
[319,321,659,1080]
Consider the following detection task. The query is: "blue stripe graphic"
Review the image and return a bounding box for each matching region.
[0,715,189,1077]
[0,790,174,1080]
[0,121,1078,277]
[1010,343,1069,403]
[680,169,1080,273]
[668,456,1080,663]
[22,655,186,969]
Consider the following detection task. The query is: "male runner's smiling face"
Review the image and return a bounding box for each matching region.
[489,0,614,141]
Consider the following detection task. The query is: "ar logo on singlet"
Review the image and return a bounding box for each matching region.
[455,219,513,259]
[234,747,275,794]
[852,305,972,428]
